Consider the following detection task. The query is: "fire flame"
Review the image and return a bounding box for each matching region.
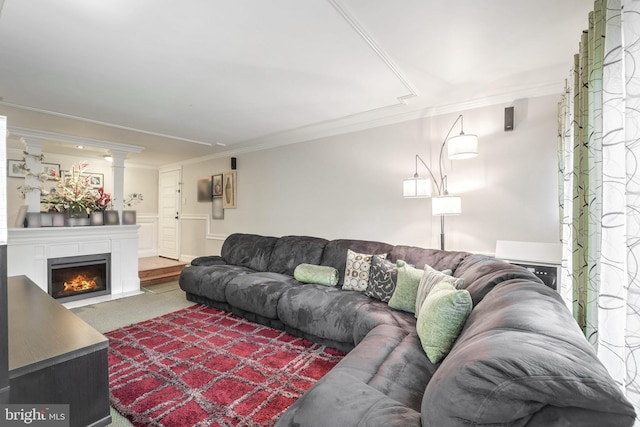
[63,274,98,292]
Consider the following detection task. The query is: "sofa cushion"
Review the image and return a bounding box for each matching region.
[364,255,397,302]
[388,261,423,313]
[421,280,636,426]
[320,239,393,287]
[275,325,432,427]
[388,245,470,273]
[416,281,472,364]
[178,264,255,303]
[343,249,386,292]
[454,254,542,306]
[190,255,226,266]
[276,373,421,427]
[267,235,328,276]
[338,325,436,410]
[352,300,416,345]
[221,233,278,272]
[277,284,370,344]
[225,272,302,319]
[414,264,465,316]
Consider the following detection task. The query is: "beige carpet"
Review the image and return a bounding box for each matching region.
[72,281,195,333]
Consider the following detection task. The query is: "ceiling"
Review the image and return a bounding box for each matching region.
[0,0,592,166]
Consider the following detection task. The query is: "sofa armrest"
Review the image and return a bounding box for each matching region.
[190,256,227,266]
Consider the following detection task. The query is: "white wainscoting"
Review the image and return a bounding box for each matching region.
[136,214,159,258]
[135,214,229,262]
[180,214,227,262]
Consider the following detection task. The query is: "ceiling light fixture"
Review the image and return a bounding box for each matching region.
[103,155,113,162]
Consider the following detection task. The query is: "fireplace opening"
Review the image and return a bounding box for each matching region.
[48,253,111,303]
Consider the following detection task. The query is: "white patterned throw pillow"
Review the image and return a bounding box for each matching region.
[343,249,387,291]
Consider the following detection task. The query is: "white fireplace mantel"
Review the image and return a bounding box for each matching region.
[7,225,141,307]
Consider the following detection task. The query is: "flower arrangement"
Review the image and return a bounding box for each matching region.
[124,193,143,207]
[42,161,112,215]
[95,188,112,210]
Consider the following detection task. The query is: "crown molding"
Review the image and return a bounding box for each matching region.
[0,101,214,147]
[171,81,562,167]
[8,126,145,155]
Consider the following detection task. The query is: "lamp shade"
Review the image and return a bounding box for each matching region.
[432,195,461,216]
[403,176,431,198]
[447,133,478,159]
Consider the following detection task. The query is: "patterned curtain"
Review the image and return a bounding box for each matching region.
[558,0,640,421]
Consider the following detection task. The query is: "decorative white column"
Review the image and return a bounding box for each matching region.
[21,138,45,213]
[111,150,127,218]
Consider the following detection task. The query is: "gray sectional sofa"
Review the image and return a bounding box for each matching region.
[178,233,636,426]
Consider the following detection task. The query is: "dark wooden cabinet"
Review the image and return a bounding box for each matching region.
[0,246,8,404]
[8,275,111,427]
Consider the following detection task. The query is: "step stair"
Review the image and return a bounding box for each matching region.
[139,257,188,287]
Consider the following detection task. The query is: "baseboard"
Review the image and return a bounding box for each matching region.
[138,249,159,258]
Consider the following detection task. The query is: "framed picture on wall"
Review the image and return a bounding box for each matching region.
[7,160,26,178]
[60,170,103,188]
[197,177,212,202]
[212,197,224,220]
[212,174,223,197]
[41,163,61,179]
[87,173,103,188]
[222,171,237,209]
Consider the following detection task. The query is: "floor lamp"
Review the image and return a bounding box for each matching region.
[403,114,478,250]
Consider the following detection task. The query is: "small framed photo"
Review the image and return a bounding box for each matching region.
[212,197,224,220]
[41,163,60,180]
[105,210,120,225]
[8,160,26,178]
[222,171,237,209]
[122,210,136,225]
[87,173,104,188]
[212,174,223,197]
[197,177,212,202]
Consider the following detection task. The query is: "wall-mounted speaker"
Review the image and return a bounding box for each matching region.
[231,157,237,170]
[504,106,514,131]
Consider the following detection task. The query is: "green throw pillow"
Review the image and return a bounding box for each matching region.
[414,264,465,318]
[294,263,339,286]
[417,281,472,364]
[388,260,423,313]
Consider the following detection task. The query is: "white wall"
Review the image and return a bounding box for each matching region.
[178,94,560,258]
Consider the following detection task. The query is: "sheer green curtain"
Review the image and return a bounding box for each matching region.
[558,0,640,422]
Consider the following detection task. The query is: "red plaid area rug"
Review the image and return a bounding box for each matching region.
[107,304,345,426]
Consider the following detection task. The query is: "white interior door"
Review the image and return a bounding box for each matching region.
[158,168,181,260]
